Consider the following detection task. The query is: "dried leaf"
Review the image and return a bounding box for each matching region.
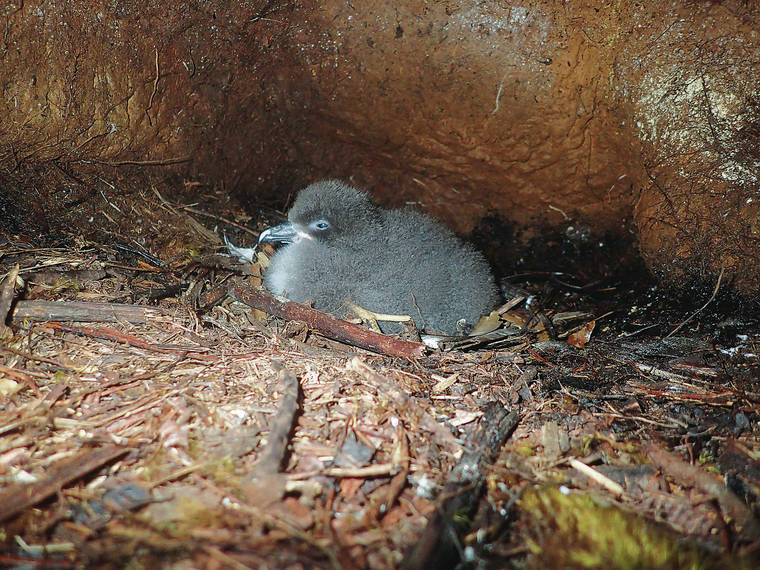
[568,320,596,348]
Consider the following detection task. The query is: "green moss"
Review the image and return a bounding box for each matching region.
[170,497,219,530]
[187,437,201,457]
[519,486,743,569]
[53,279,82,292]
[514,442,536,457]
[201,455,241,487]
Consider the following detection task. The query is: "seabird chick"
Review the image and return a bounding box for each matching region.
[258,180,501,335]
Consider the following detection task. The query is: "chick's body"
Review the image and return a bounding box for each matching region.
[261,180,501,335]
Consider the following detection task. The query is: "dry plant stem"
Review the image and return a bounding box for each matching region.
[568,457,624,496]
[647,443,760,541]
[665,266,725,338]
[634,362,696,383]
[287,464,394,480]
[0,446,130,523]
[251,361,301,477]
[181,205,259,235]
[402,405,520,570]
[98,156,191,167]
[347,357,460,450]
[347,301,412,333]
[497,295,526,314]
[42,323,218,361]
[0,264,20,336]
[11,300,163,324]
[202,546,254,570]
[365,469,409,527]
[232,282,427,359]
[0,344,67,367]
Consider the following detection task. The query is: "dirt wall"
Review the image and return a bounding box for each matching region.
[1,1,758,296]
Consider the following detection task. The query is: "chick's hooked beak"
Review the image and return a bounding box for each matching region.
[258,222,312,244]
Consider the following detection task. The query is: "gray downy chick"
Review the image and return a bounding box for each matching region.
[258,180,501,335]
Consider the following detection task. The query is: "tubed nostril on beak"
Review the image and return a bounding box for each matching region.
[258,222,298,244]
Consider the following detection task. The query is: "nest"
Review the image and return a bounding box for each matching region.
[0,185,758,568]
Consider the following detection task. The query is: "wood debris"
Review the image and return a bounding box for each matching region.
[0,188,758,568]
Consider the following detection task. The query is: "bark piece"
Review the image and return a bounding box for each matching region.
[647,443,760,542]
[0,264,20,337]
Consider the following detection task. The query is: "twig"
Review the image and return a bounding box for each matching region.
[232,282,427,359]
[98,156,192,167]
[41,323,219,361]
[0,345,70,367]
[0,364,41,396]
[568,457,624,496]
[665,266,725,338]
[491,69,510,114]
[145,46,160,126]
[23,269,107,285]
[633,362,693,382]
[11,300,165,324]
[0,446,130,523]
[251,361,301,476]
[203,546,254,570]
[287,464,395,480]
[497,295,527,314]
[180,204,259,235]
[547,204,570,221]
[240,362,301,508]
[364,424,410,526]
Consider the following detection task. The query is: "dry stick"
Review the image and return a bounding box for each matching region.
[0,446,130,523]
[180,205,259,236]
[568,457,624,496]
[402,404,520,570]
[232,282,427,359]
[11,300,164,324]
[251,361,301,476]
[0,264,20,336]
[145,46,160,126]
[367,423,410,525]
[287,464,394,480]
[240,362,301,508]
[647,443,760,542]
[0,344,74,368]
[665,265,725,338]
[42,322,218,361]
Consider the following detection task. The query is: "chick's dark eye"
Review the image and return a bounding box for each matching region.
[314,220,330,230]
